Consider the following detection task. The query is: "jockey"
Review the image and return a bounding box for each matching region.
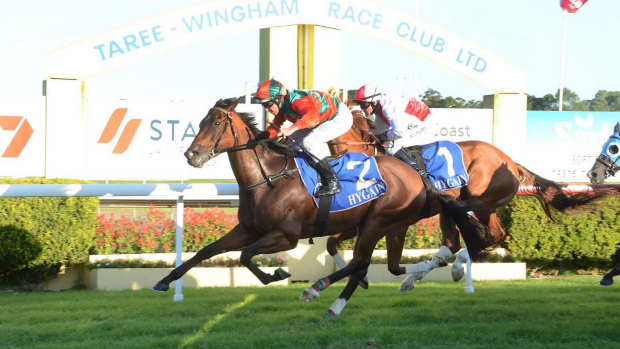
[254,79,353,197]
[353,84,433,177]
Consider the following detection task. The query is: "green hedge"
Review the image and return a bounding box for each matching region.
[499,196,620,274]
[0,178,98,287]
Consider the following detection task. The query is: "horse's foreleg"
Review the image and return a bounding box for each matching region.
[400,214,456,292]
[239,229,296,285]
[153,224,256,292]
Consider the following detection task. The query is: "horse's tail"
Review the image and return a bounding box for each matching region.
[431,185,491,261]
[515,163,616,222]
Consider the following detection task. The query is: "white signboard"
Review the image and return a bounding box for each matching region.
[0,97,45,178]
[429,108,493,143]
[85,99,263,180]
[46,0,526,93]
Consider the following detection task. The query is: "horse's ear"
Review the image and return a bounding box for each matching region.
[227,98,240,111]
[615,122,619,132]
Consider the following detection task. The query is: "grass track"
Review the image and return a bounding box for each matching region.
[1,276,618,348]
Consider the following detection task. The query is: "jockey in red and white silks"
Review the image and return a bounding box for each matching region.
[353,84,433,156]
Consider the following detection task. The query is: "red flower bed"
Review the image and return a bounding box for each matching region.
[92,206,238,254]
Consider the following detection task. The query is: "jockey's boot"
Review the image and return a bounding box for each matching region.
[314,158,341,197]
[395,148,428,177]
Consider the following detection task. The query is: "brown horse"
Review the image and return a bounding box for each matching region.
[151,98,485,316]
[326,110,616,291]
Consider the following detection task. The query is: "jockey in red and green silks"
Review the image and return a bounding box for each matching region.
[254,79,353,198]
[266,89,341,139]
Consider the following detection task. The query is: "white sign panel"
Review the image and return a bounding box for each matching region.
[0,97,45,178]
[520,111,620,183]
[85,99,263,180]
[429,108,493,143]
[46,0,526,93]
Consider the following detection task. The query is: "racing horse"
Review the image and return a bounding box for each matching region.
[324,110,617,291]
[587,122,619,185]
[587,122,620,286]
[151,98,485,316]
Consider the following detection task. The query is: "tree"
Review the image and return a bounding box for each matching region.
[590,90,620,111]
[527,93,556,111]
[420,88,482,108]
[556,88,589,111]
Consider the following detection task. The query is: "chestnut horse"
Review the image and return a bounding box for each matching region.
[152,98,485,316]
[327,110,616,291]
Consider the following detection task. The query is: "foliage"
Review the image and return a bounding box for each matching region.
[337,216,442,250]
[499,196,620,274]
[0,178,98,287]
[86,255,286,269]
[527,88,620,111]
[0,225,42,276]
[420,88,483,108]
[92,206,238,254]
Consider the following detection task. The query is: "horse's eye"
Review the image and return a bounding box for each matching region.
[608,144,619,156]
[214,121,221,126]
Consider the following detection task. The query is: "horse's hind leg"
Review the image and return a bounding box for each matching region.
[153,224,256,292]
[327,229,369,289]
[326,260,370,317]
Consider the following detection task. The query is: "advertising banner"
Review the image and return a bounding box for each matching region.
[0,97,45,178]
[429,108,493,143]
[85,99,264,180]
[522,111,619,183]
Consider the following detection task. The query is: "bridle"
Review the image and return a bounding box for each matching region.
[205,107,297,190]
[593,133,620,180]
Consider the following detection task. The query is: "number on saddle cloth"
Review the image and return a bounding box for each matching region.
[294,153,387,212]
[414,141,469,191]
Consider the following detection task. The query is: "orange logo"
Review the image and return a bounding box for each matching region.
[98,108,142,154]
[0,116,33,158]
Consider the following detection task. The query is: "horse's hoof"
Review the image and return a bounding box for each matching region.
[359,277,369,289]
[152,281,170,292]
[399,281,414,292]
[300,287,319,302]
[275,267,291,280]
[452,266,465,282]
[325,309,338,318]
[599,277,614,286]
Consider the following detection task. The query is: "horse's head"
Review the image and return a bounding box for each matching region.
[587,122,620,184]
[185,98,241,168]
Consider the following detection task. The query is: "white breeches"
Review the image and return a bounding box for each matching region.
[289,103,353,159]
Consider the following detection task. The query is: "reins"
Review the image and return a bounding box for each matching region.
[209,107,298,191]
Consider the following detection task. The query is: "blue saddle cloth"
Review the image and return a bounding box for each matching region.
[295,153,387,212]
[420,141,469,190]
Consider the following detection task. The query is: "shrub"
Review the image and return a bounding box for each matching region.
[499,196,620,274]
[0,225,42,277]
[92,206,238,254]
[0,178,98,287]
